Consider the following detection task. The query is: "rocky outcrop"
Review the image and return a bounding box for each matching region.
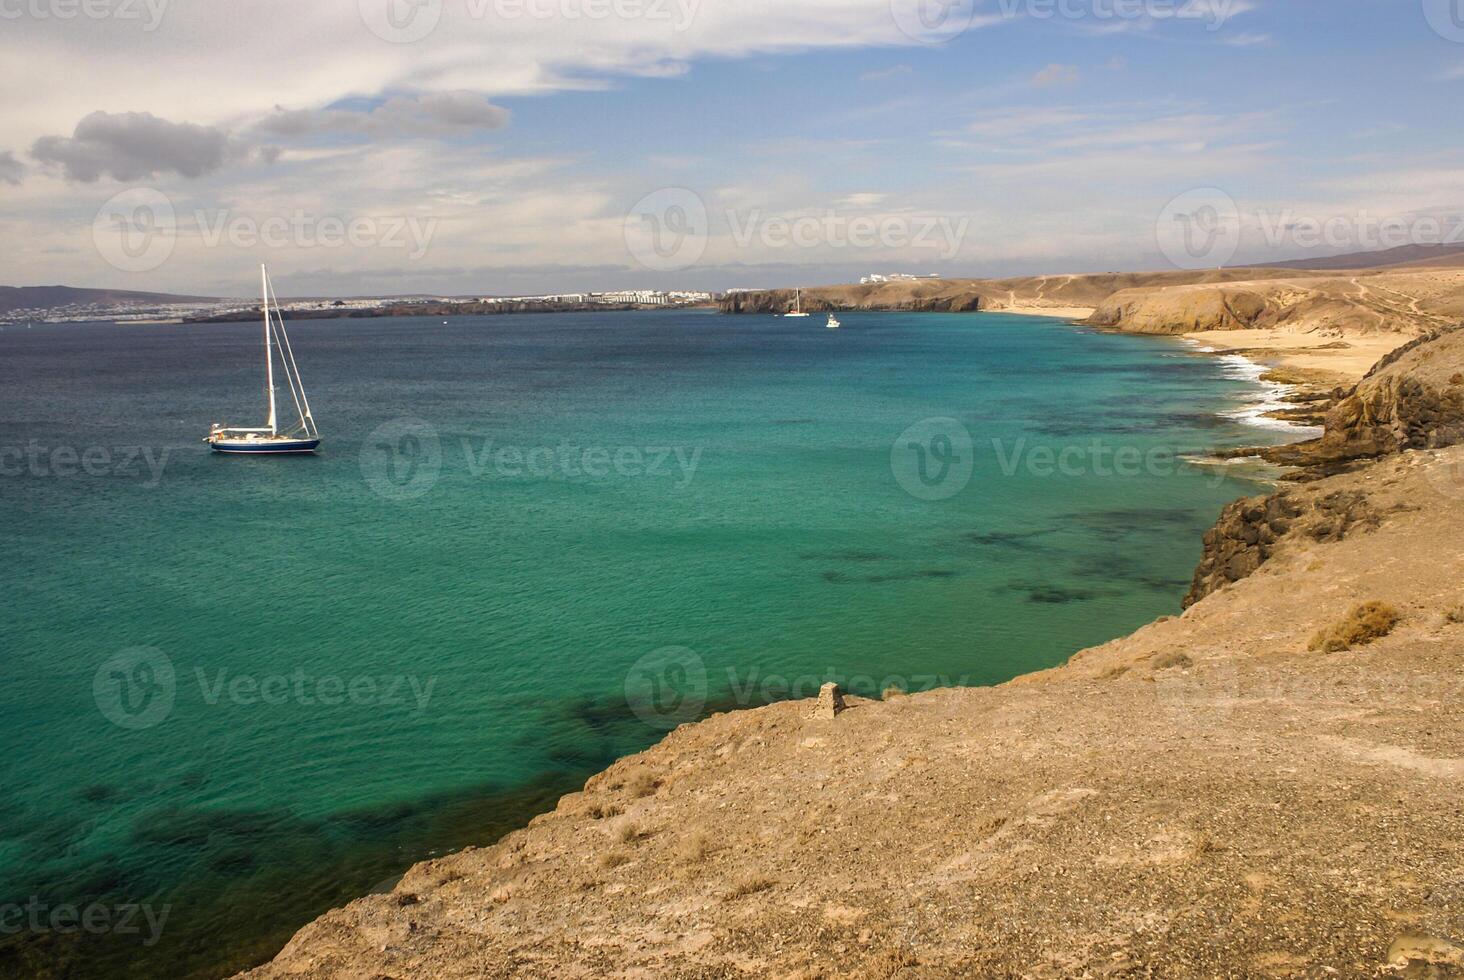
[1184,489,1381,606]
[715,268,1309,316]
[1261,327,1464,467]
[1087,270,1464,337]
[720,286,984,315]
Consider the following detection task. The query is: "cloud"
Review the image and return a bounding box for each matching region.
[30,111,270,182]
[1031,64,1080,87]
[1221,32,1272,47]
[256,92,510,140]
[860,65,912,82]
[0,151,24,185]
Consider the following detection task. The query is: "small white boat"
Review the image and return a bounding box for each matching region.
[783,288,810,318]
[826,314,841,329]
[206,265,321,454]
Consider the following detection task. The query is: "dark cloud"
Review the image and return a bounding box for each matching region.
[30,111,272,183]
[256,92,510,140]
[0,151,24,186]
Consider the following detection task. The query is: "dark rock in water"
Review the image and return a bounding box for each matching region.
[78,784,122,804]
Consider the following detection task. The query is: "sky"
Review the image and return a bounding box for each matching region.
[1,0,1463,297]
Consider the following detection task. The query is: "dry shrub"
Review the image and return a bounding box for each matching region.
[865,947,919,977]
[1451,372,1463,386]
[598,851,631,869]
[586,801,621,820]
[1099,664,1130,680]
[611,819,644,844]
[626,770,660,799]
[1151,650,1193,671]
[723,875,777,900]
[1445,605,1464,624]
[882,685,907,700]
[676,832,711,864]
[1308,601,1401,652]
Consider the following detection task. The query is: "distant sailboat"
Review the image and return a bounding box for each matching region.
[206,265,321,454]
[783,289,810,318]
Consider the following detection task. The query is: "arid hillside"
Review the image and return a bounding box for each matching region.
[242,330,1464,979]
[718,268,1307,317]
[1089,269,1464,337]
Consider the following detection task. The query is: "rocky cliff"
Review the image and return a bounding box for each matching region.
[1087,269,1464,337]
[1261,326,1464,467]
[716,269,1303,316]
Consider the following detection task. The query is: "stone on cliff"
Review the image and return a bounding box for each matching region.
[814,683,846,720]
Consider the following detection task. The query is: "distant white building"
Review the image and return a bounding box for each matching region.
[861,273,942,284]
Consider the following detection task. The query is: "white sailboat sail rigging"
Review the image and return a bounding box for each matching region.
[783,288,810,317]
[206,265,321,454]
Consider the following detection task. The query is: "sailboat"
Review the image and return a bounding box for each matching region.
[205,265,321,454]
[783,288,810,318]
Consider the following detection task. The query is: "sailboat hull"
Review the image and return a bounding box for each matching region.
[210,437,320,454]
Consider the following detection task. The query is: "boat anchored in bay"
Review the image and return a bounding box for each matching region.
[206,265,321,454]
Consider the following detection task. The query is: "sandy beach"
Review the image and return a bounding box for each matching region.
[991,305,1098,319]
[1182,328,1411,386]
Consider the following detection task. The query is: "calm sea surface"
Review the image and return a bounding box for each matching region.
[0,310,1291,977]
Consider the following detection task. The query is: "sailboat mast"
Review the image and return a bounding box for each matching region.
[262,264,277,436]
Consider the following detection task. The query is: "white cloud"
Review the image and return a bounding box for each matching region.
[1031,63,1081,87]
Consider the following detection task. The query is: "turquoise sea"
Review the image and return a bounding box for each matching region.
[0,310,1291,977]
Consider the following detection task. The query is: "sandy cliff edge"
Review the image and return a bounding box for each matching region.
[241,330,1464,980]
